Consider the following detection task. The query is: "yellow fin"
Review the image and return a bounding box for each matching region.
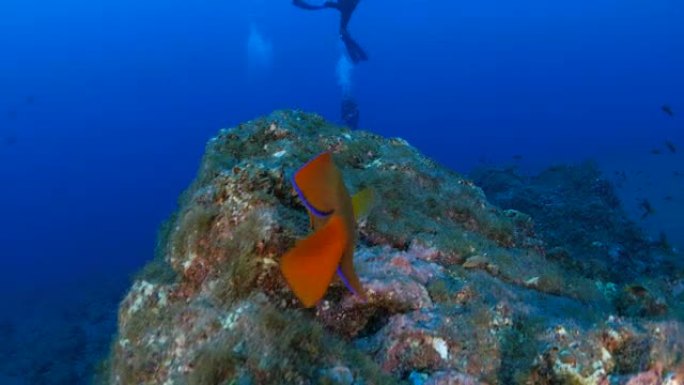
[352,188,374,221]
[280,215,348,307]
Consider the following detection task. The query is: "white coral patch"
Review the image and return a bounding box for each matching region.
[554,357,606,385]
[555,326,568,339]
[601,347,612,362]
[173,334,186,359]
[432,337,449,361]
[273,150,287,158]
[183,251,197,271]
[157,290,168,307]
[221,303,250,330]
[366,159,383,169]
[260,258,277,267]
[127,280,156,315]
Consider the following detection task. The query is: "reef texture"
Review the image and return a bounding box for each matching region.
[105,110,684,385]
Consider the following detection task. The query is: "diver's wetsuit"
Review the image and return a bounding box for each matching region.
[292,0,368,63]
[341,96,360,129]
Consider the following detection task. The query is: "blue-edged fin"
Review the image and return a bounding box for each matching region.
[293,152,340,217]
[338,248,366,300]
[280,215,348,307]
[352,187,375,221]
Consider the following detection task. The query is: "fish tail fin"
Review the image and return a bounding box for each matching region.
[280,215,348,307]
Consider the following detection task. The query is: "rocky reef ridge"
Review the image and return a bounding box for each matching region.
[104,110,684,385]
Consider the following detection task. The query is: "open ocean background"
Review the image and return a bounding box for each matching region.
[0,0,682,383]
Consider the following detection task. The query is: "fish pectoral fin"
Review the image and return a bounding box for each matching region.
[280,215,349,307]
[352,187,375,221]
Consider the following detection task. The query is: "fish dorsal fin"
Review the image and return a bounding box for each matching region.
[280,214,349,307]
[293,152,340,217]
[352,187,374,221]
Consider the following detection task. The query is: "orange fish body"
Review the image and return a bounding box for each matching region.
[280,152,372,307]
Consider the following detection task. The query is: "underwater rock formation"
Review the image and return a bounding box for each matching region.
[470,162,650,282]
[105,110,684,385]
[470,163,683,318]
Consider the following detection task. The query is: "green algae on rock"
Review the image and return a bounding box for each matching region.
[105,111,684,385]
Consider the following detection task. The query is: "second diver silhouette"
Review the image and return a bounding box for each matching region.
[292,0,368,63]
[341,96,359,129]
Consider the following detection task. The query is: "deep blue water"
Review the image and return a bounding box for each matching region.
[0,0,683,382]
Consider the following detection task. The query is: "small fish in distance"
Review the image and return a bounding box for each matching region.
[664,140,677,154]
[638,198,655,220]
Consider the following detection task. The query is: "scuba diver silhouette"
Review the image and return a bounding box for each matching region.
[341,96,359,129]
[292,0,368,63]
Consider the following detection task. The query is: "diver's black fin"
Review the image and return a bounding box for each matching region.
[293,0,329,10]
[324,1,342,10]
[341,31,368,63]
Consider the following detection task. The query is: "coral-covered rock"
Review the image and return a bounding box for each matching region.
[471,162,681,290]
[360,311,450,375]
[104,111,684,385]
[425,371,487,385]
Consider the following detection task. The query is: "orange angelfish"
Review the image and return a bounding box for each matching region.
[280,152,374,307]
